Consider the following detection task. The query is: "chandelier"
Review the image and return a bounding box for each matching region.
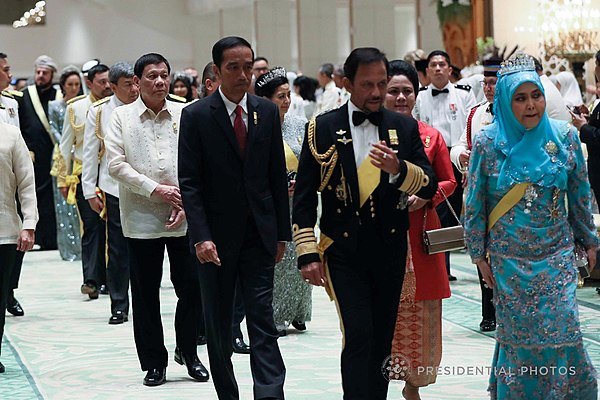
[541,0,599,57]
[13,1,46,28]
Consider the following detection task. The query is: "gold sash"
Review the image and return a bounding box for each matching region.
[283,141,298,172]
[27,85,61,146]
[357,157,380,208]
[487,183,529,233]
[65,159,82,205]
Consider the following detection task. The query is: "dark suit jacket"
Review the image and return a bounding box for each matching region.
[580,101,600,193]
[178,91,291,258]
[292,104,437,267]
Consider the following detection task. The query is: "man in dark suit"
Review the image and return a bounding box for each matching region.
[18,55,62,251]
[179,36,290,400]
[292,47,437,400]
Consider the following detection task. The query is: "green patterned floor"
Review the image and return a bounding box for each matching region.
[1,250,599,399]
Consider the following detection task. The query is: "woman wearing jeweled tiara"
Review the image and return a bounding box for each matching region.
[464,52,598,399]
[255,67,312,335]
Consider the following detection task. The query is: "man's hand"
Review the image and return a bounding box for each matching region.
[275,242,286,263]
[461,172,469,189]
[300,261,327,287]
[587,247,597,273]
[195,240,221,266]
[165,208,186,230]
[370,141,400,175]
[459,150,471,170]
[571,111,589,130]
[476,259,496,288]
[17,229,35,252]
[407,195,428,212]
[88,196,104,215]
[59,187,69,199]
[151,184,182,209]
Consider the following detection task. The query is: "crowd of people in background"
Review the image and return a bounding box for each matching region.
[0,38,599,400]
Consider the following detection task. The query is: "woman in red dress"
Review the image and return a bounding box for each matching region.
[385,60,456,400]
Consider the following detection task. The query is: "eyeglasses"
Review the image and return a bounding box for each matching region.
[480,80,497,87]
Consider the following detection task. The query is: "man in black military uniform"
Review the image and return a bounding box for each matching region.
[292,47,437,400]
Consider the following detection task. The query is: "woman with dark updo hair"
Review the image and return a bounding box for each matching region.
[255,67,312,335]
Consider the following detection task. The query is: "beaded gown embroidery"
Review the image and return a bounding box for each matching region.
[465,124,598,399]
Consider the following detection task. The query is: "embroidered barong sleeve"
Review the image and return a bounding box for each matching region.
[464,133,488,263]
[566,127,600,250]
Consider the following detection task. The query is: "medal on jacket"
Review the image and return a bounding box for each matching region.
[388,129,399,146]
[253,111,258,125]
[449,103,457,121]
[336,167,349,206]
[424,136,431,148]
[8,108,15,118]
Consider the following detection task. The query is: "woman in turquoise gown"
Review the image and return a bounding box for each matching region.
[464,53,598,399]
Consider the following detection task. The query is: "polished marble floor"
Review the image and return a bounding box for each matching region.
[1,250,599,399]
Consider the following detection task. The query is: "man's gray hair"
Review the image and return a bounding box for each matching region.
[109,62,134,84]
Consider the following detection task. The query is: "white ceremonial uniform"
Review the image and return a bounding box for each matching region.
[105,97,186,239]
[540,74,571,121]
[0,93,20,128]
[450,101,494,170]
[413,83,477,147]
[313,81,341,117]
[82,96,122,200]
[57,95,94,187]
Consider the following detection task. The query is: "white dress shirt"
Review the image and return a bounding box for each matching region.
[313,80,341,117]
[413,82,477,147]
[0,123,38,244]
[219,87,248,128]
[105,96,186,239]
[82,95,123,199]
[450,101,493,170]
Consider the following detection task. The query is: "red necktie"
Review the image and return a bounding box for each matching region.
[234,105,247,154]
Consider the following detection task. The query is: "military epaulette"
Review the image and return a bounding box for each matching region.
[66,94,87,105]
[455,84,471,92]
[419,86,428,92]
[92,96,111,107]
[167,93,187,103]
[2,89,23,98]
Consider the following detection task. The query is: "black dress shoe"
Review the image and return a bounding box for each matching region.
[448,274,457,281]
[277,329,287,337]
[99,284,109,295]
[7,298,24,317]
[196,335,207,346]
[143,368,166,386]
[174,347,209,382]
[480,319,496,332]
[108,311,128,325]
[0,361,4,373]
[232,337,251,354]
[80,283,99,299]
[291,320,306,331]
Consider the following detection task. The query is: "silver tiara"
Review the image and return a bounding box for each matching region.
[498,52,536,76]
[255,66,287,88]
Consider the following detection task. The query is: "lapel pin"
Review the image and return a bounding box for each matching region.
[253,111,258,125]
[336,129,346,136]
[388,130,399,145]
[424,135,431,148]
[337,137,352,145]
[172,122,178,134]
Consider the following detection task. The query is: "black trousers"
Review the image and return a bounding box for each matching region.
[9,197,25,297]
[436,155,464,275]
[0,244,16,356]
[76,185,106,287]
[199,218,285,400]
[325,223,405,400]
[198,279,245,340]
[105,193,129,315]
[35,179,57,250]
[128,235,199,371]
[477,267,495,321]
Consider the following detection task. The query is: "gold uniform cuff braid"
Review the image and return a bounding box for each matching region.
[95,106,106,161]
[293,224,318,257]
[398,161,429,196]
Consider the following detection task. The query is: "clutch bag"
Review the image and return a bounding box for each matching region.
[574,242,590,279]
[422,187,465,255]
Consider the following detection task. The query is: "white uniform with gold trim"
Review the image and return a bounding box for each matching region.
[0,92,20,128]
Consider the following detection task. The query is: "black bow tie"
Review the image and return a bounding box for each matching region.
[432,88,449,96]
[352,111,383,126]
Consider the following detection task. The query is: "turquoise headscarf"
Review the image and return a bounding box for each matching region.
[481,66,569,190]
